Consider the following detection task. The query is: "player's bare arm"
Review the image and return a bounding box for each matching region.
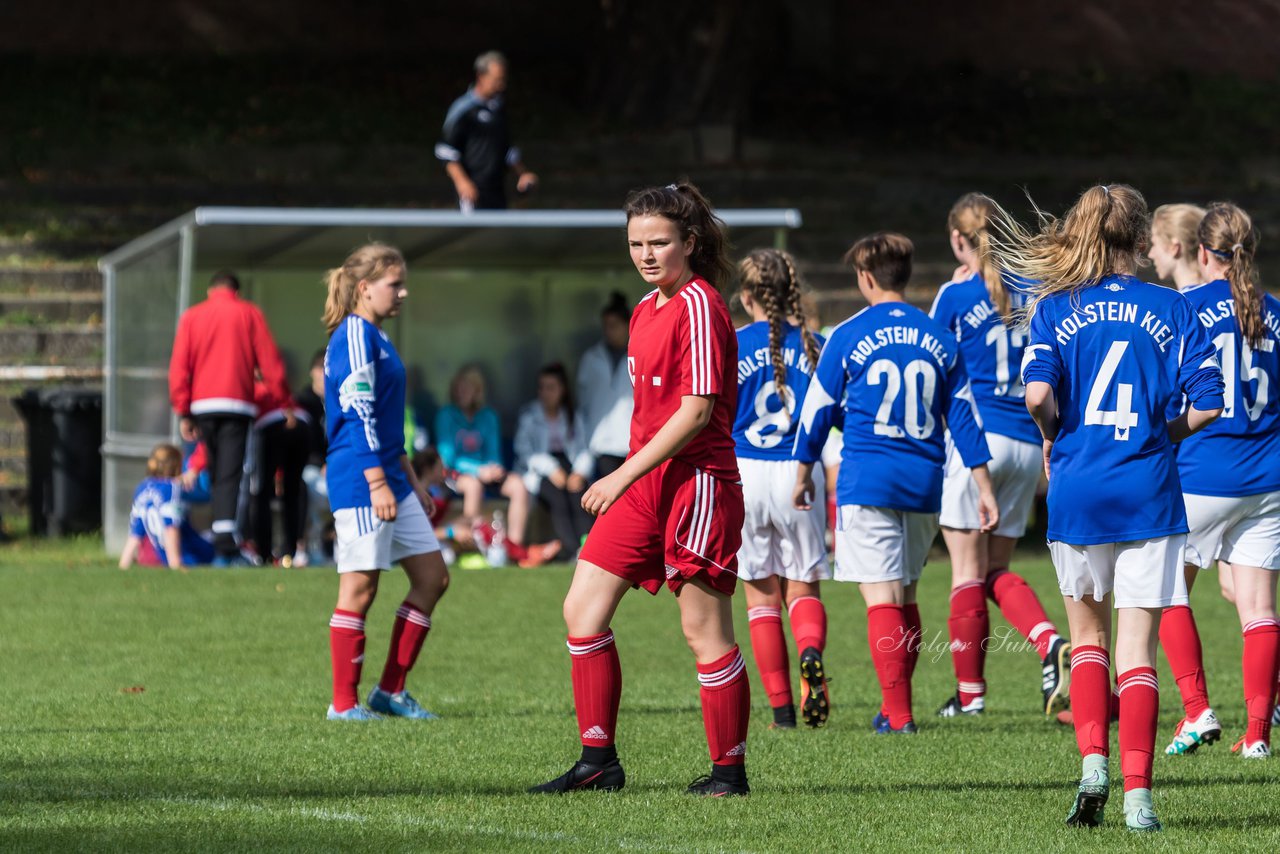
[1025,380,1059,479]
[581,394,714,516]
[1166,404,1223,443]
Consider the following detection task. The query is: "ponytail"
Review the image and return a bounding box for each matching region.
[1199,202,1264,345]
[987,184,1150,319]
[624,181,733,291]
[947,193,1011,321]
[322,243,406,334]
[736,248,819,413]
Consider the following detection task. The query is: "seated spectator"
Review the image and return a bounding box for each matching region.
[412,447,476,564]
[252,378,308,566]
[119,444,215,570]
[514,363,594,562]
[180,439,212,503]
[435,365,556,567]
[576,291,633,479]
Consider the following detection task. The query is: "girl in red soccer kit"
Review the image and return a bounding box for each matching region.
[531,183,751,797]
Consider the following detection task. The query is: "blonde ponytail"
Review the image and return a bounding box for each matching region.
[948,193,1011,321]
[322,243,406,334]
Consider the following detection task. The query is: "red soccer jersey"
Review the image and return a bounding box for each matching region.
[626,277,740,481]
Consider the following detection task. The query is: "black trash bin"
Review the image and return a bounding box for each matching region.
[13,388,103,536]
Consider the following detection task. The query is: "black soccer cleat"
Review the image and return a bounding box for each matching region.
[1042,637,1072,716]
[798,646,830,728]
[936,692,985,718]
[528,758,625,794]
[770,704,797,729]
[686,773,750,797]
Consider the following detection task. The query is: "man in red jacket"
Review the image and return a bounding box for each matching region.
[169,271,292,563]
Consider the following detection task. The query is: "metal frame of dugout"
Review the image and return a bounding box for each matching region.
[97,206,802,555]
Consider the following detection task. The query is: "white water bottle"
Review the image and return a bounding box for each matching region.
[486,509,508,567]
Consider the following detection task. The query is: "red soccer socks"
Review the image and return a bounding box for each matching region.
[788,595,827,656]
[1242,618,1280,746]
[867,604,913,728]
[1070,645,1111,759]
[1160,604,1211,720]
[329,609,367,712]
[697,646,751,766]
[987,568,1060,659]
[948,581,988,705]
[1117,667,1159,791]
[568,631,622,748]
[379,601,432,695]
[747,606,792,709]
[903,602,923,679]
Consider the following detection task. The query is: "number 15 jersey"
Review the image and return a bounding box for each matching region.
[1021,274,1225,545]
[794,302,991,513]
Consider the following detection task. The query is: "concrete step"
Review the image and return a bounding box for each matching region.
[0,267,103,294]
[0,325,102,365]
[0,292,102,324]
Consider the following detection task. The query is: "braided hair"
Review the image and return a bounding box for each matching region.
[737,249,821,413]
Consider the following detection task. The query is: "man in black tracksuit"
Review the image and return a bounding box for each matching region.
[435,50,538,211]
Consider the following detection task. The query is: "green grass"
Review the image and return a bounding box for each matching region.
[1,537,1278,852]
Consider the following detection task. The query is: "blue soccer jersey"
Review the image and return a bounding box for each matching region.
[930,272,1041,445]
[795,302,991,513]
[325,314,412,511]
[128,477,214,566]
[1020,274,1224,545]
[733,321,825,460]
[1174,279,1280,497]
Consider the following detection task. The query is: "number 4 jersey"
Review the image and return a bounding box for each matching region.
[1021,274,1225,545]
[1174,278,1280,497]
[733,321,825,460]
[794,302,991,513]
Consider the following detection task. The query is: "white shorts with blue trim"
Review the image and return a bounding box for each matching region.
[334,495,440,573]
[1183,491,1280,570]
[736,458,831,583]
[1049,535,1188,609]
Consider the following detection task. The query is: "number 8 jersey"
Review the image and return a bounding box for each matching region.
[732,321,825,460]
[794,302,991,513]
[1020,274,1225,545]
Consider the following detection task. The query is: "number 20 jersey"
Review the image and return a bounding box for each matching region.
[1174,279,1280,497]
[1021,274,1225,545]
[794,302,991,513]
[732,321,825,460]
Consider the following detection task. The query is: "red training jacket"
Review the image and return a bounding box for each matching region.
[169,286,290,418]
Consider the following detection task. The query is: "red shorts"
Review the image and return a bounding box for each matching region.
[580,457,744,596]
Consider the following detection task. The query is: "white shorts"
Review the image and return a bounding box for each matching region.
[1184,491,1280,570]
[833,505,939,585]
[334,496,441,573]
[737,458,831,583]
[1049,535,1189,609]
[940,432,1041,538]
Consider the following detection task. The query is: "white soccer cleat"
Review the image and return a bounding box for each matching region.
[1233,737,1271,759]
[1164,707,1221,755]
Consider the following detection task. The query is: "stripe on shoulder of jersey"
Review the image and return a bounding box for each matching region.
[682,285,713,394]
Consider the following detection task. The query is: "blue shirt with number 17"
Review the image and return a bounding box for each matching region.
[1020,274,1224,545]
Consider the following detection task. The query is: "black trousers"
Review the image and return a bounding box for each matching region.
[254,419,310,561]
[538,481,595,561]
[195,413,252,557]
[595,455,626,479]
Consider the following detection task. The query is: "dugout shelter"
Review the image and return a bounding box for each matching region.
[98,206,802,553]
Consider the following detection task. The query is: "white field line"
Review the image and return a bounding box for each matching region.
[158,796,718,852]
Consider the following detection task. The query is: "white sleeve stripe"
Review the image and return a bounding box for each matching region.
[680,291,699,392]
[434,143,461,162]
[684,284,714,394]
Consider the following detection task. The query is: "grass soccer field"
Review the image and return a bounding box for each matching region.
[2,538,1278,852]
